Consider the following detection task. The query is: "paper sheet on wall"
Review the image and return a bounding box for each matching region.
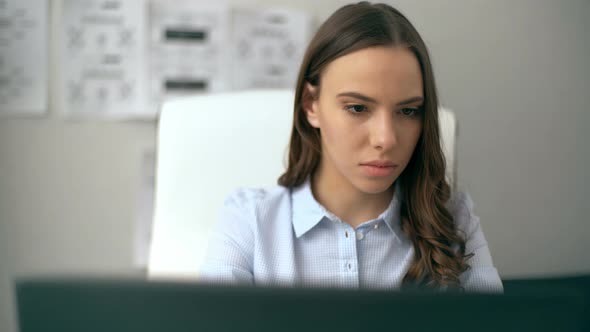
[231,8,313,90]
[134,147,156,268]
[0,0,48,115]
[149,0,230,110]
[59,0,151,119]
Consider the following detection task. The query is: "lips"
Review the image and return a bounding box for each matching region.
[360,160,398,167]
[359,160,398,177]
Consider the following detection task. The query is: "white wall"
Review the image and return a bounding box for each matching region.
[1,1,589,331]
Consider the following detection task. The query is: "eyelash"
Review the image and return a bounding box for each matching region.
[343,104,422,117]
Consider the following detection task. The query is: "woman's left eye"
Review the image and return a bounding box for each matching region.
[400,108,420,116]
[344,104,367,114]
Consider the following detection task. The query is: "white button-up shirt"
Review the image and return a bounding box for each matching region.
[200,178,503,292]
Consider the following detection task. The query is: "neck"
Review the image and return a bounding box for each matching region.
[311,163,394,228]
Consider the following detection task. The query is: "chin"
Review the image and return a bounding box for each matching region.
[353,176,397,195]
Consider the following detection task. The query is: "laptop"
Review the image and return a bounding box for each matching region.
[16,277,588,332]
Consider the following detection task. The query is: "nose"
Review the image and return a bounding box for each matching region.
[369,110,398,151]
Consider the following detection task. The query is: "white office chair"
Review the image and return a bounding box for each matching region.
[147,89,457,280]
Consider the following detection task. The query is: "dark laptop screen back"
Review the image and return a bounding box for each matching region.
[16,278,588,332]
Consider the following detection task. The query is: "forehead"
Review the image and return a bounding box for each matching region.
[320,46,423,101]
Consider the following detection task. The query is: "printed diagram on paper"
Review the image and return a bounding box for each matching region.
[149,1,230,109]
[231,8,313,90]
[60,0,149,118]
[0,0,48,115]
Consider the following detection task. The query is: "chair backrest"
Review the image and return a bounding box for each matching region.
[147,89,457,280]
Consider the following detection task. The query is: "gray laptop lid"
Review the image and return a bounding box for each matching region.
[16,278,588,332]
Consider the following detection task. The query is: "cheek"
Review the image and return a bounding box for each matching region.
[400,122,423,153]
[319,112,359,155]
[410,123,423,144]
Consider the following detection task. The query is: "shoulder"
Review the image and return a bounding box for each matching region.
[212,185,291,248]
[446,191,474,214]
[446,191,480,238]
[214,185,293,255]
[446,191,503,292]
[223,184,290,210]
[221,185,291,225]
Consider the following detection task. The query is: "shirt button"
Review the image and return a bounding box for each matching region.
[356,231,364,240]
[374,224,379,230]
[347,263,352,271]
[345,231,349,238]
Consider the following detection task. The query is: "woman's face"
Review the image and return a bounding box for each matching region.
[304,46,424,195]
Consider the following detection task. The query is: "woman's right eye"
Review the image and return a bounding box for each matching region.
[344,104,367,115]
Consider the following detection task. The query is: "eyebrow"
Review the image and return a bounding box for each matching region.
[336,92,424,106]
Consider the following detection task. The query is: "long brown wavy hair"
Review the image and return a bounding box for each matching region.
[278,2,472,289]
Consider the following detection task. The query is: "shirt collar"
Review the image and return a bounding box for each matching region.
[291,177,403,238]
[380,180,403,237]
[291,177,326,238]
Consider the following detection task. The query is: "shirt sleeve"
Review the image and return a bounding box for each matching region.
[198,189,256,285]
[451,192,504,293]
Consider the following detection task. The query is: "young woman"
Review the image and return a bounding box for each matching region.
[200,2,503,292]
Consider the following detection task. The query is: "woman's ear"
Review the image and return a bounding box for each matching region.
[302,82,320,128]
